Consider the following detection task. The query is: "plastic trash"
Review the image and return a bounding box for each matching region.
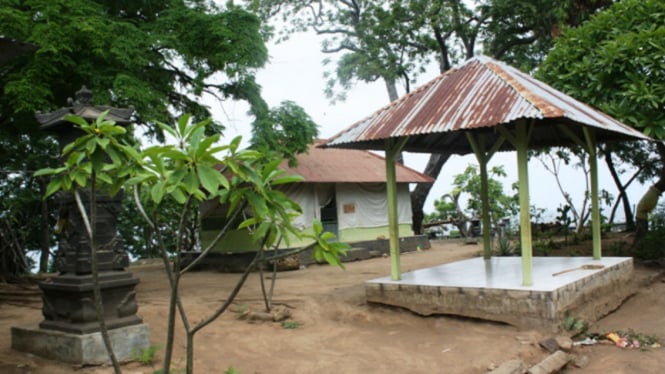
[573,337,598,346]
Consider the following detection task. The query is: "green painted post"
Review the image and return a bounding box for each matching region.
[584,129,602,260]
[515,125,533,286]
[467,133,505,260]
[478,160,492,259]
[385,139,405,281]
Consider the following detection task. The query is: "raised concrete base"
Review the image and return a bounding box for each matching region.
[11,323,150,365]
[183,235,431,272]
[366,257,634,331]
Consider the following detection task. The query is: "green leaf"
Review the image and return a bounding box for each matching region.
[246,191,268,218]
[196,134,220,157]
[97,137,110,149]
[188,126,205,151]
[34,168,57,177]
[157,121,178,139]
[320,231,336,241]
[271,175,304,185]
[171,187,187,204]
[106,147,122,166]
[183,170,199,194]
[238,217,259,229]
[85,138,97,154]
[73,172,87,187]
[229,136,243,153]
[44,178,63,199]
[64,114,90,128]
[197,164,221,194]
[218,173,230,190]
[97,172,113,185]
[177,114,192,138]
[312,219,323,235]
[313,248,323,263]
[162,149,189,161]
[151,181,165,204]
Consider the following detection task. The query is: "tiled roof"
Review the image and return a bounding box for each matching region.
[280,140,433,184]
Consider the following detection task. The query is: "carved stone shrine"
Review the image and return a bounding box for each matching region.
[11,87,150,364]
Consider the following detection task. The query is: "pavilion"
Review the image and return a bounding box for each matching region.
[323,56,650,329]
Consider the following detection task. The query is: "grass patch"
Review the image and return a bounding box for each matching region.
[281,320,303,329]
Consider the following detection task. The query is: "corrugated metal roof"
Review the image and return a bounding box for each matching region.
[324,55,651,154]
[280,140,433,184]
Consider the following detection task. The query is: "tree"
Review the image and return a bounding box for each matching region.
[251,100,320,167]
[249,0,615,234]
[600,142,660,229]
[37,113,348,373]
[429,164,518,240]
[0,1,321,275]
[481,0,616,71]
[533,148,595,232]
[537,0,665,244]
[0,0,269,131]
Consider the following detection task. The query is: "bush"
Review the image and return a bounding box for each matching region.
[635,227,665,261]
[495,238,515,256]
[635,203,665,261]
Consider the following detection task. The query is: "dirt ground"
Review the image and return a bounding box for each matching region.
[0,239,664,374]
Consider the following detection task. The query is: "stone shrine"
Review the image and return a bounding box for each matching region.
[11,87,150,364]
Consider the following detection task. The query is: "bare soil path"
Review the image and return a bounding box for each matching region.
[0,240,663,373]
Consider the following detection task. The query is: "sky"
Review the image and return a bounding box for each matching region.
[205,31,649,223]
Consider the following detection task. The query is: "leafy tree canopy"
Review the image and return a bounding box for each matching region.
[0,0,324,273]
[251,100,319,167]
[249,0,616,234]
[429,164,518,226]
[250,0,614,101]
[0,0,268,137]
[537,0,664,241]
[537,0,665,139]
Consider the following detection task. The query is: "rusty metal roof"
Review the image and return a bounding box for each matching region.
[280,140,433,184]
[324,55,651,154]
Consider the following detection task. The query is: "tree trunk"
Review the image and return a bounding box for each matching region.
[410,152,452,234]
[633,143,665,247]
[384,77,399,102]
[603,148,635,230]
[74,188,121,373]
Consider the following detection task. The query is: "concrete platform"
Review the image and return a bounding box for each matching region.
[11,323,150,365]
[366,257,634,331]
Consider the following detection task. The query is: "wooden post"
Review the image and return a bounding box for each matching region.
[584,128,602,260]
[385,138,408,281]
[559,125,603,260]
[497,121,533,286]
[467,133,505,260]
[516,125,533,286]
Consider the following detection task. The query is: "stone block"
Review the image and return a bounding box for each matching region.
[488,359,528,374]
[554,336,573,352]
[11,323,150,365]
[528,350,570,374]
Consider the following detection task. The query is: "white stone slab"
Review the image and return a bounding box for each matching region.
[367,256,631,291]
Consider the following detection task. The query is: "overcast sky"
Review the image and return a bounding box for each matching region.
[206,31,648,223]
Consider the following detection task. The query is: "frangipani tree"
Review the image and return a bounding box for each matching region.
[37,112,348,374]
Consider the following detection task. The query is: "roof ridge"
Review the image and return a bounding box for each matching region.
[483,59,564,118]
